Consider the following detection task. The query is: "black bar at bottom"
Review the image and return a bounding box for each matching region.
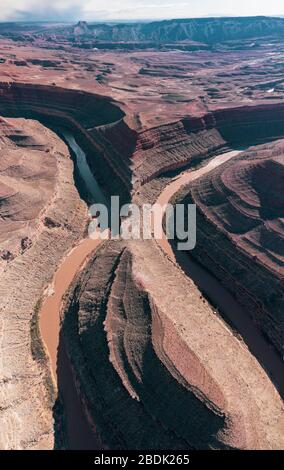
[0,450,282,466]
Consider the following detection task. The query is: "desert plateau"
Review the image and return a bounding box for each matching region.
[0,10,283,454]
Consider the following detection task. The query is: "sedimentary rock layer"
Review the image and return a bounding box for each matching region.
[133,103,284,187]
[0,27,284,453]
[174,140,284,354]
[0,117,57,265]
[0,118,88,449]
[62,239,284,450]
[27,17,284,45]
[2,83,284,200]
[0,82,132,203]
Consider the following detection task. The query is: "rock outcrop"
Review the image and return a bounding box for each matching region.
[0,82,132,203]
[130,103,284,192]
[2,83,284,202]
[0,118,88,449]
[0,117,57,266]
[62,240,284,450]
[31,17,284,45]
[173,140,284,355]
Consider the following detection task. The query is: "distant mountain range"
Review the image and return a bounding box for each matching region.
[1,16,284,44]
[70,16,284,44]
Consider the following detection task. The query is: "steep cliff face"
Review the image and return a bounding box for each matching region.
[51,17,284,44]
[183,104,284,144]
[174,140,284,355]
[5,17,284,45]
[2,84,284,202]
[132,103,284,188]
[133,122,226,187]
[62,240,284,450]
[0,82,133,203]
[0,117,58,266]
[0,118,88,449]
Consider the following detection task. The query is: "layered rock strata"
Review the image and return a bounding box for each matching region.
[0,118,88,449]
[173,140,284,355]
[133,103,284,187]
[62,240,284,450]
[2,83,284,200]
[1,84,284,451]
[26,17,284,44]
[0,82,132,203]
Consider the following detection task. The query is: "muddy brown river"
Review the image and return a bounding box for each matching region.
[39,140,284,450]
[156,150,284,398]
[39,132,103,449]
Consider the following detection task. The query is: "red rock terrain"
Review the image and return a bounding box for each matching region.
[62,240,284,449]
[1,81,284,197]
[173,140,284,355]
[0,20,283,450]
[0,117,88,449]
[0,117,57,265]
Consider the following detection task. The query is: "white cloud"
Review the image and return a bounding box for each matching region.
[1,0,83,21]
[1,0,284,22]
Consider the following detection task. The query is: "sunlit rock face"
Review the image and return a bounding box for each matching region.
[0,20,284,451]
[176,140,284,354]
[0,117,88,449]
[61,240,284,450]
[0,83,132,203]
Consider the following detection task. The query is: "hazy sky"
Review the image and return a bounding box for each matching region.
[1,0,284,22]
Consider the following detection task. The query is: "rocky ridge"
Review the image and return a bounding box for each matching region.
[172,140,284,355]
[0,118,88,449]
[62,240,284,449]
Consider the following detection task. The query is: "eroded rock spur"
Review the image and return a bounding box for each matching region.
[0,25,284,451]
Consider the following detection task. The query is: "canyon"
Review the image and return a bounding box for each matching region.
[0,18,283,450]
[5,17,284,48]
[172,140,284,356]
[0,117,88,449]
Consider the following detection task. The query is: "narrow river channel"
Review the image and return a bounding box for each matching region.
[39,138,284,450]
[156,150,284,398]
[39,131,104,449]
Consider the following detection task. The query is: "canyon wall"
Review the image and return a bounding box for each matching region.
[0,82,134,203]
[65,17,284,44]
[133,103,284,188]
[182,103,284,144]
[1,84,284,201]
[1,84,284,450]
[5,17,284,45]
[173,140,284,356]
[0,118,88,449]
[61,239,284,450]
